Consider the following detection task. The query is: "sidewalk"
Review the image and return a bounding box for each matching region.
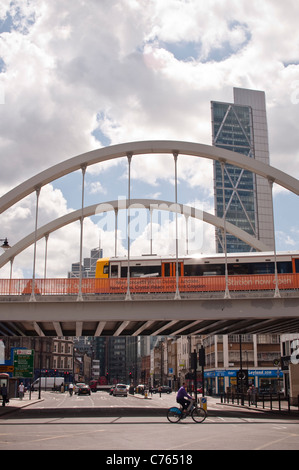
[0,393,43,417]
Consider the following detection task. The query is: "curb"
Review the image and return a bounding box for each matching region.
[0,398,44,417]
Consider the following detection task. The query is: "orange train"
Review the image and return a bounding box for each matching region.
[6,251,299,296]
[94,251,299,294]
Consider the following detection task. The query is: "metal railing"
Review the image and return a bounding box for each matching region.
[0,273,298,296]
[220,392,299,413]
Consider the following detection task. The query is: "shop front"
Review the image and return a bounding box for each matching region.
[205,369,283,395]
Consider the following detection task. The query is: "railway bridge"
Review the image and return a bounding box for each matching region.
[0,140,298,337]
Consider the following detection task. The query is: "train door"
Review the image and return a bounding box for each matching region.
[292,257,299,273]
[162,262,183,277]
[110,263,120,278]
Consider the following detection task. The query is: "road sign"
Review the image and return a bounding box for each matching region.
[0,365,14,373]
[200,396,207,411]
[13,349,34,378]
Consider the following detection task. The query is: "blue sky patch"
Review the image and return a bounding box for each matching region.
[160,40,201,61]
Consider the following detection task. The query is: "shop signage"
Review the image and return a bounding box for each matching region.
[204,369,283,378]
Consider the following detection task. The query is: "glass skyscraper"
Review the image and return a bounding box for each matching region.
[211,88,274,253]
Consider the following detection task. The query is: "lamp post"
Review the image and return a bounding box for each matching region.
[0,238,10,250]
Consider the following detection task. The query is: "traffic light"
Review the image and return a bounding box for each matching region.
[191,352,197,370]
[198,347,206,367]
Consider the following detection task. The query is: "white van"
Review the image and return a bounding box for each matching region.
[31,377,64,391]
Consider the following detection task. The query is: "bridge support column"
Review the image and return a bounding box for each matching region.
[114,207,118,257]
[44,233,49,279]
[125,153,132,301]
[77,164,87,302]
[173,152,181,300]
[268,178,281,298]
[220,161,230,299]
[30,187,41,302]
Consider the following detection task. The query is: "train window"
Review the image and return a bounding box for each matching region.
[204,264,224,275]
[103,265,109,275]
[164,263,170,277]
[295,259,299,273]
[121,265,161,278]
[184,265,202,276]
[184,264,224,276]
[250,262,274,274]
[228,264,249,275]
[131,266,161,277]
[277,262,292,273]
[110,265,119,278]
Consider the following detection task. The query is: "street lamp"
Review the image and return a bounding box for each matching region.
[0,238,10,250]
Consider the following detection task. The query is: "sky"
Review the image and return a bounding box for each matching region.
[0,0,298,278]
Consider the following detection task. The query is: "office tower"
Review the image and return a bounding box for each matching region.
[68,247,102,278]
[211,88,274,252]
[93,337,128,383]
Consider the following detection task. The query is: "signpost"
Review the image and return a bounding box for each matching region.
[13,349,34,378]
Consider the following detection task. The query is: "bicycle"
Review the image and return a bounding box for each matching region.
[167,401,207,423]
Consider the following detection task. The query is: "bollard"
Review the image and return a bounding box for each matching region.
[200,396,207,411]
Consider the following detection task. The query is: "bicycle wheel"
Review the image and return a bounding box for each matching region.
[167,407,182,423]
[191,406,207,423]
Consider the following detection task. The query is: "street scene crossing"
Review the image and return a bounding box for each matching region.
[1,391,299,451]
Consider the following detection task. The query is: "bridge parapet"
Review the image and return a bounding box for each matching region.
[0,273,298,298]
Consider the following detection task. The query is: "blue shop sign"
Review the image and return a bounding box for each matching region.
[205,369,282,378]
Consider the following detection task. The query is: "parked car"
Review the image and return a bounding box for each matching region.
[74,383,91,395]
[152,386,172,394]
[113,383,128,397]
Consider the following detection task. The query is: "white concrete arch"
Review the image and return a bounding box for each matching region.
[0,198,269,269]
[0,140,298,214]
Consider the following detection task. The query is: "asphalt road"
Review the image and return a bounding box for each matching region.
[1,391,299,452]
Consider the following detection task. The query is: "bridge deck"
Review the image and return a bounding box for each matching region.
[0,292,298,337]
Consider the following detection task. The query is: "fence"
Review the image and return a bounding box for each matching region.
[220,392,299,413]
[0,273,298,296]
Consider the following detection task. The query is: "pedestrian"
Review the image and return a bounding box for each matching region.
[158,385,162,397]
[18,382,25,400]
[69,383,74,396]
[1,383,8,407]
[251,385,257,405]
[247,385,252,403]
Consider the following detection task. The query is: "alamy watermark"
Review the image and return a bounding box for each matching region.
[94,197,204,247]
[290,339,299,365]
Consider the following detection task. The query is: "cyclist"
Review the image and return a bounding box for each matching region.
[176,383,194,415]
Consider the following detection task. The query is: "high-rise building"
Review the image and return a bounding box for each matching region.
[211,88,274,253]
[93,336,128,384]
[68,247,102,278]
